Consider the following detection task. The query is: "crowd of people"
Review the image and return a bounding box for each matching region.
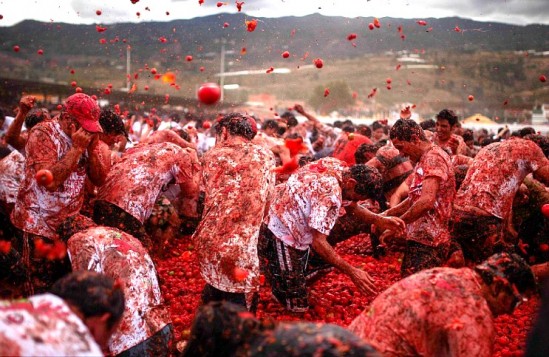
[0,92,548,356]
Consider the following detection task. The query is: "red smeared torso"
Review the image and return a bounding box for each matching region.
[0,150,25,205]
[194,142,276,293]
[267,157,347,250]
[407,146,455,247]
[455,138,548,220]
[97,142,201,223]
[11,120,88,239]
[67,226,170,355]
[0,294,103,356]
[349,268,494,357]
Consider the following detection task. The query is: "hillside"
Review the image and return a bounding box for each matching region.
[0,14,548,119]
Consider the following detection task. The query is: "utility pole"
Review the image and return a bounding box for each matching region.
[126,46,131,91]
[219,39,226,102]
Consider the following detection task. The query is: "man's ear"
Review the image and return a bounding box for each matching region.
[344,177,357,191]
[85,312,111,334]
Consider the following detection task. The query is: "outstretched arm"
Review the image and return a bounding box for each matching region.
[311,229,377,295]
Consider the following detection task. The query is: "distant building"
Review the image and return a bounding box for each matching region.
[531,104,549,125]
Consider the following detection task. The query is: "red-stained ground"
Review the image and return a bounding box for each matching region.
[157,234,538,357]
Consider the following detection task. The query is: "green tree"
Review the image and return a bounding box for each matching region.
[308,80,354,114]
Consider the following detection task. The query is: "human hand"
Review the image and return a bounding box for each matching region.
[72,128,94,151]
[349,268,377,296]
[293,104,305,114]
[447,136,460,155]
[376,216,406,235]
[400,106,412,120]
[19,95,36,114]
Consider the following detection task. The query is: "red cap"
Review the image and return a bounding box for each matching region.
[64,93,102,133]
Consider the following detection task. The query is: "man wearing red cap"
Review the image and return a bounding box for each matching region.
[10,93,111,296]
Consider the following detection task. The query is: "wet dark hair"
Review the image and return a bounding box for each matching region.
[57,215,98,243]
[182,301,265,357]
[356,124,372,138]
[454,164,469,191]
[214,113,257,140]
[420,119,436,131]
[475,252,536,295]
[481,137,494,147]
[371,121,384,131]
[0,146,11,159]
[25,108,49,129]
[436,109,459,126]
[348,164,383,199]
[389,119,427,142]
[182,301,380,357]
[50,271,125,330]
[342,124,355,133]
[298,155,315,167]
[280,112,298,128]
[525,134,549,158]
[175,128,191,142]
[263,119,279,131]
[519,127,536,137]
[355,144,378,164]
[99,109,129,139]
[170,113,181,123]
[461,129,474,143]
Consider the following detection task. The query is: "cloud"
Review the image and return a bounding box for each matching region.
[0,0,548,26]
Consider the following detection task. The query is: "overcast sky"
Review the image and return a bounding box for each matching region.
[0,0,548,27]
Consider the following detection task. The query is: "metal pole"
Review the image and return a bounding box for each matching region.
[220,39,226,102]
[126,46,131,91]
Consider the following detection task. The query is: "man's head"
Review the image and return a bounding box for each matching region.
[342,164,383,201]
[356,124,372,138]
[420,119,436,132]
[435,109,459,141]
[389,119,428,162]
[475,252,537,316]
[25,108,51,130]
[99,109,129,146]
[214,113,258,141]
[519,127,536,137]
[461,129,475,149]
[50,271,125,350]
[62,93,102,134]
[525,134,549,158]
[262,119,279,136]
[371,121,386,141]
[280,111,298,128]
[182,301,264,357]
[354,143,378,164]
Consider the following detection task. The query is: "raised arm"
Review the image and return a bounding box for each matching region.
[5,95,35,150]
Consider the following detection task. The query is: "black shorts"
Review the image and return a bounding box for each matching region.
[93,200,150,248]
[201,284,258,313]
[259,227,310,312]
[450,209,505,263]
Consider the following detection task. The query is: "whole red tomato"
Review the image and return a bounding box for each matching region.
[197,83,221,105]
[35,169,53,186]
[542,203,549,218]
